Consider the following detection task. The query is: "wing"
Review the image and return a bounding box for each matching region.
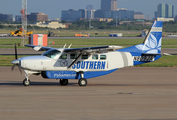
[0,54,41,56]
[25,45,55,51]
[64,45,123,54]
[25,44,123,53]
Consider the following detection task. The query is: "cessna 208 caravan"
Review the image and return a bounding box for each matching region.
[11,21,165,86]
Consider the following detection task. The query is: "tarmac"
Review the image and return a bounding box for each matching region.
[0,66,177,120]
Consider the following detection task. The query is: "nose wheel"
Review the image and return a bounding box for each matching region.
[23,78,30,86]
[23,70,32,86]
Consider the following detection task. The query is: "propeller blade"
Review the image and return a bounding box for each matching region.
[12,44,22,74]
[18,65,22,74]
[15,43,17,59]
[11,65,15,71]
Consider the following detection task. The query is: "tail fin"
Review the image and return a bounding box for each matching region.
[118,21,163,54]
[140,20,163,54]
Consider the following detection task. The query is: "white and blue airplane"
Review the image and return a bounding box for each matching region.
[11,21,166,86]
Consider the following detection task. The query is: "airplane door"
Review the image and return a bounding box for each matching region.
[107,52,120,69]
[54,53,68,70]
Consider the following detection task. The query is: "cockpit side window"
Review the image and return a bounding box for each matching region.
[60,54,67,59]
[43,50,61,59]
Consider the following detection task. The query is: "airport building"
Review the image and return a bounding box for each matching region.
[155,4,174,19]
[0,13,13,22]
[30,21,66,29]
[157,17,174,22]
[27,13,48,22]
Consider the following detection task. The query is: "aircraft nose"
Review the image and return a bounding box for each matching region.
[11,59,20,65]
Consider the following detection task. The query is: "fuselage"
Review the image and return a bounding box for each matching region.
[18,50,133,79]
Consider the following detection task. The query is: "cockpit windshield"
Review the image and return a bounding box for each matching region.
[43,49,61,59]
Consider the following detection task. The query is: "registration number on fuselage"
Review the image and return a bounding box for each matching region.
[133,56,155,62]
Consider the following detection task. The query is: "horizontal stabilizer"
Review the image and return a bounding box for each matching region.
[162,53,177,56]
[142,53,177,56]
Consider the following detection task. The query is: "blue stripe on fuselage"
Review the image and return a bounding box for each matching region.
[43,68,118,79]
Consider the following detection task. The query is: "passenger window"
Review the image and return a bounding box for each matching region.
[82,55,88,59]
[92,54,98,60]
[60,54,67,59]
[100,55,106,60]
[70,54,78,59]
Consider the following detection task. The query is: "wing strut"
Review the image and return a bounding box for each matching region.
[68,53,83,68]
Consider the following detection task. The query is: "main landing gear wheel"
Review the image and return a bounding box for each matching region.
[23,79,30,86]
[60,79,68,86]
[78,78,87,86]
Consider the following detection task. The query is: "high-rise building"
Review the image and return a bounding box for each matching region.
[101,0,117,11]
[157,4,166,18]
[112,10,134,20]
[156,4,174,18]
[174,15,177,21]
[145,15,151,20]
[79,9,87,19]
[15,15,22,22]
[61,9,91,21]
[62,9,81,21]
[95,9,134,20]
[167,4,174,18]
[134,12,144,20]
[86,5,94,10]
[0,13,13,22]
[27,13,48,22]
[87,10,96,19]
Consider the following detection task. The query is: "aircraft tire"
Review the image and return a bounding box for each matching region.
[23,79,30,86]
[60,79,68,86]
[78,78,87,86]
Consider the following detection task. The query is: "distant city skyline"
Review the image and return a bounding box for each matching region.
[0,0,176,19]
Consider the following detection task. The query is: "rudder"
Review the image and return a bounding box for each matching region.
[136,21,163,54]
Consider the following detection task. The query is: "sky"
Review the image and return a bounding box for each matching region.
[0,0,177,19]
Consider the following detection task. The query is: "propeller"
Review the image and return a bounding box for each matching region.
[11,43,22,74]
